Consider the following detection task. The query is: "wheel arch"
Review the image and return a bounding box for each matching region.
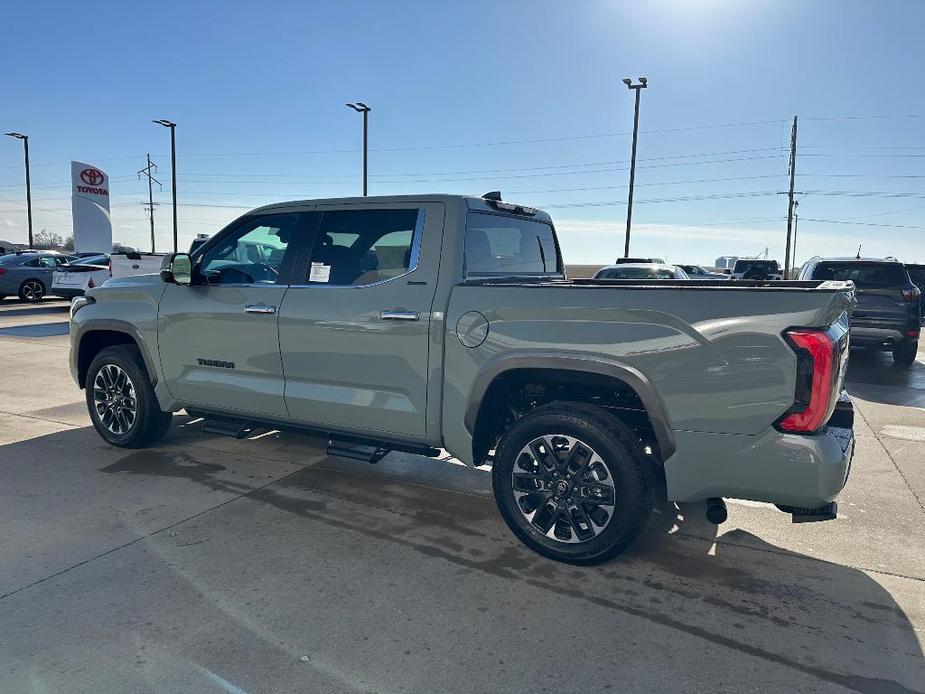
[75,321,159,389]
[465,352,675,466]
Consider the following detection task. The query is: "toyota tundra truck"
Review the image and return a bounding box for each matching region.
[69,193,856,564]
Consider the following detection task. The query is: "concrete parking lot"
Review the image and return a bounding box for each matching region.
[0,297,923,693]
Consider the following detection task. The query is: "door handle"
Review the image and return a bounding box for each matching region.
[379,310,420,321]
[244,304,277,315]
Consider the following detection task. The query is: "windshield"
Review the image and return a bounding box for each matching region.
[812,262,909,288]
[734,260,779,273]
[464,212,561,277]
[596,266,675,279]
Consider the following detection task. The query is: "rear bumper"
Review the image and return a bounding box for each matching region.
[850,325,917,349]
[52,287,85,299]
[664,398,854,508]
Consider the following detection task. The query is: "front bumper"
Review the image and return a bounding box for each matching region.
[664,398,854,508]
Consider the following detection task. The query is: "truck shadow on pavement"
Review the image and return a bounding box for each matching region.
[86,423,925,694]
[845,349,925,408]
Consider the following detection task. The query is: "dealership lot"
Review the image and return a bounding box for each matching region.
[0,298,923,693]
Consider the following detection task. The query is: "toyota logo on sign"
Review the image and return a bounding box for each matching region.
[80,168,105,186]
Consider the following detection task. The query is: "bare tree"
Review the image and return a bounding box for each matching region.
[33,230,63,250]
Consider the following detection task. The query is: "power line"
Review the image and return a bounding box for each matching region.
[800,218,925,231]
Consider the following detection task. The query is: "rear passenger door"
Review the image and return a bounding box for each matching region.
[278,202,444,440]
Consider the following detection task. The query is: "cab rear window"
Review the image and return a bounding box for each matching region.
[811,262,909,289]
[465,213,560,277]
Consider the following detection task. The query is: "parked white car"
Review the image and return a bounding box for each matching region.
[109,252,166,279]
[52,254,111,299]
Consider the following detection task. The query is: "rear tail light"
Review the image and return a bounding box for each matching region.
[0,268,5,275]
[775,328,841,434]
[108,260,112,277]
[902,287,921,302]
[907,328,920,338]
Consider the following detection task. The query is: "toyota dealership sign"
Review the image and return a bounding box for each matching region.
[71,161,112,253]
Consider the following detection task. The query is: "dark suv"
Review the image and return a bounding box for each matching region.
[799,257,921,366]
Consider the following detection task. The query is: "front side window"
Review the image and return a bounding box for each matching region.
[465,213,560,277]
[199,213,301,285]
[303,208,421,286]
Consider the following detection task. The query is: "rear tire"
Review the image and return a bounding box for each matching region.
[86,345,172,448]
[18,279,45,303]
[893,341,918,367]
[492,402,653,565]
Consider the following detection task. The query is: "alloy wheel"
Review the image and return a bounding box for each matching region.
[22,280,44,302]
[512,434,616,544]
[92,364,138,435]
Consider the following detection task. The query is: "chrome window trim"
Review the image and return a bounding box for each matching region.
[288,207,426,289]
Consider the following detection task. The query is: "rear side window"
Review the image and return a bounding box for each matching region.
[465,213,560,277]
[812,262,909,288]
[304,208,422,286]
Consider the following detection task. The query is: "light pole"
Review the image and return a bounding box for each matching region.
[4,132,33,248]
[153,119,178,252]
[345,103,371,196]
[622,77,647,258]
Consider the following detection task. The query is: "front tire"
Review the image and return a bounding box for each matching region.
[18,279,45,302]
[492,402,653,565]
[86,345,172,448]
[893,341,918,367]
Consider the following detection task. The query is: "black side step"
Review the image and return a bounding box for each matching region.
[202,415,259,439]
[778,502,838,523]
[327,441,390,464]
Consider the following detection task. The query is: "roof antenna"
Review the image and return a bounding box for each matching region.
[856,244,862,259]
[482,191,502,201]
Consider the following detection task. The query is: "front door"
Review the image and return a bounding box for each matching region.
[157,211,307,418]
[279,203,443,440]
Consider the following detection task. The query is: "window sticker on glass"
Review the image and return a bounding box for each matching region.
[309,262,331,283]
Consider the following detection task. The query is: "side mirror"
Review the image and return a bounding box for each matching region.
[160,253,193,285]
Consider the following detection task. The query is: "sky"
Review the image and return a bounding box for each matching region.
[2,0,925,267]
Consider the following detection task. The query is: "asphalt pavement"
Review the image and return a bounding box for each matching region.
[0,297,923,693]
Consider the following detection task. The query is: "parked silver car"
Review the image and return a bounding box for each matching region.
[0,251,75,302]
[593,263,690,280]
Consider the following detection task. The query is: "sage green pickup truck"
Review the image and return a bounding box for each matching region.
[69,193,856,564]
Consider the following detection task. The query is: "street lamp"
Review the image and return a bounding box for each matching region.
[622,77,647,258]
[4,132,33,248]
[345,103,371,196]
[152,119,178,252]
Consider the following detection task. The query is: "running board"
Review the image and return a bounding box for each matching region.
[202,415,259,439]
[327,441,390,464]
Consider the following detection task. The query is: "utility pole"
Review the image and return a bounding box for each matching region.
[4,132,33,248]
[791,201,800,276]
[345,103,371,196]
[622,78,647,258]
[783,115,798,279]
[137,154,162,253]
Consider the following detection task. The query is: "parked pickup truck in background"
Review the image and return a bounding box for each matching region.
[69,193,856,564]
